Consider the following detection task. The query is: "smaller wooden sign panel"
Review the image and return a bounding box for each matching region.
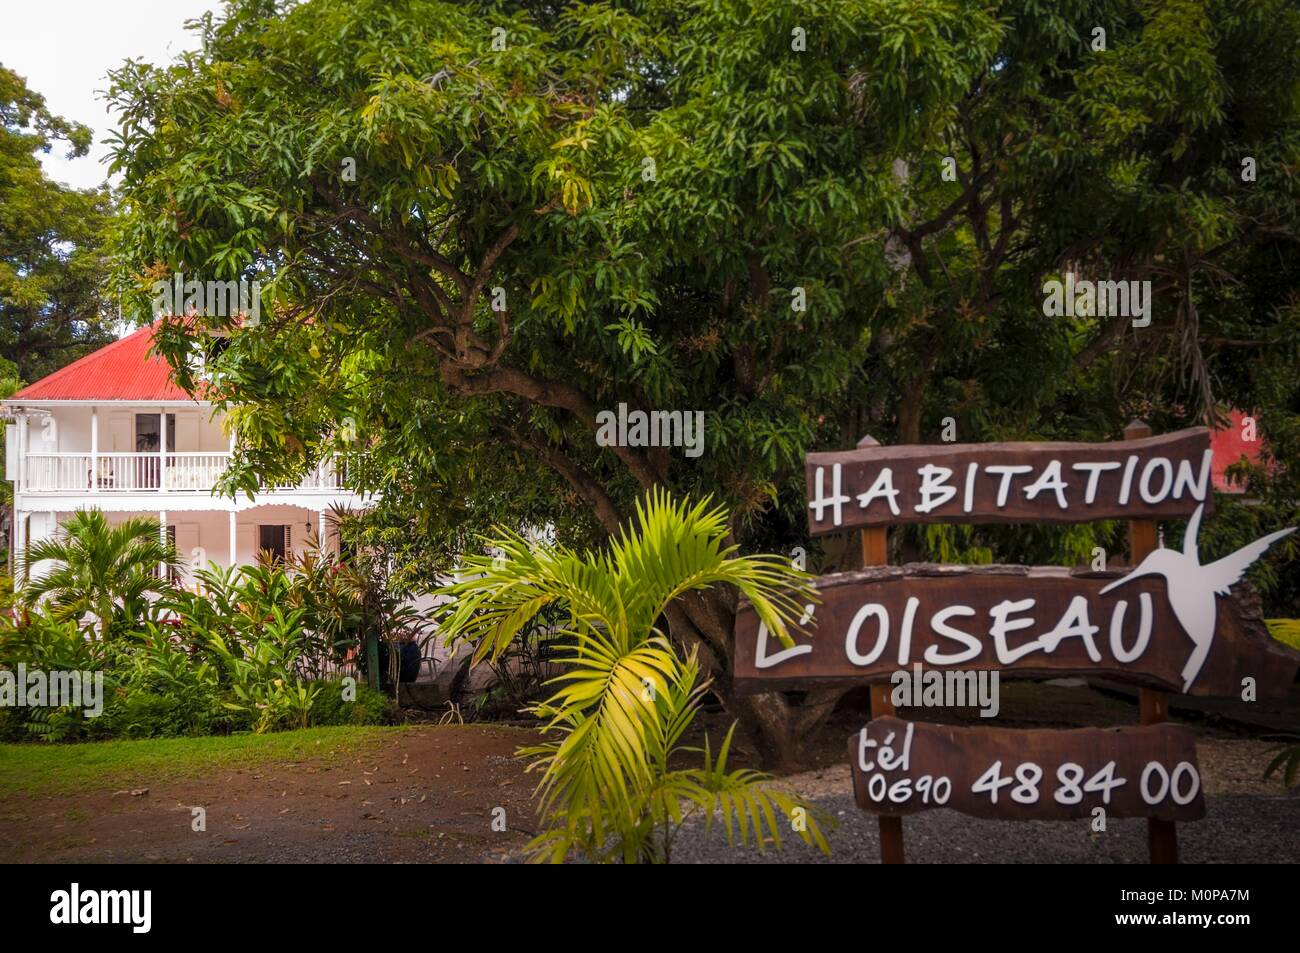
[849,717,1206,822]
[806,427,1214,534]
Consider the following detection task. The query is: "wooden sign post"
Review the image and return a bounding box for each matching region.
[1125,421,1178,864]
[736,424,1300,864]
[857,436,903,864]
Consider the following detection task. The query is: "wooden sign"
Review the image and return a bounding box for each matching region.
[806,427,1213,534]
[734,560,1299,698]
[849,717,1206,822]
[758,424,1297,861]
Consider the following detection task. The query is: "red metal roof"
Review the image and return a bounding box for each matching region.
[8,323,191,402]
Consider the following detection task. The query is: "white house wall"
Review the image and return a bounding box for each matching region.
[6,400,371,583]
[24,404,228,454]
[25,506,338,589]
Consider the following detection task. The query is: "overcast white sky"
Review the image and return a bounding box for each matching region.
[1,0,224,190]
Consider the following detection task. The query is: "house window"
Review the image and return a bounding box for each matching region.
[135,413,176,452]
[258,524,290,563]
[135,414,176,489]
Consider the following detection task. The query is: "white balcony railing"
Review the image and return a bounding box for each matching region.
[22,452,348,494]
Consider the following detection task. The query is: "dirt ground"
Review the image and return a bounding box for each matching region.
[1,682,1294,863]
[0,725,539,864]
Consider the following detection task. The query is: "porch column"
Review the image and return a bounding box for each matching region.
[17,413,27,493]
[90,406,99,493]
[159,510,168,578]
[318,509,327,551]
[159,410,168,493]
[229,510,237,568]
[14,511,25,585]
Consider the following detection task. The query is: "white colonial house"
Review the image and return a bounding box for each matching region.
[4,324,368,585]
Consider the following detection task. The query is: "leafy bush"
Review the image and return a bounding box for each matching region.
[0,574,14,615]
[1,577,331,741]
[310,679,394,726]
[1,539,433,743]
[20,510,178,635]
[88,689,251,741]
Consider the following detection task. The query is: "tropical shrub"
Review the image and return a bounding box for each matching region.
[1,537,430,741]
[0,574,15,615]
[469,603,567,719]
[310,679,394,726]
[116,626,229,736]
[321,512,436,697]
[3,580,330,740]
[438,490,831,863]
[21,510,178,635]
[0,608,108,673]
[0,610,115,741]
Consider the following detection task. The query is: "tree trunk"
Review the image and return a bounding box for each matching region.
[663,588,843,772]
[718,688,843,773]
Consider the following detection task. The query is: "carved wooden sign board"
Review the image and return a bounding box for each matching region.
[848,717,1206,822]
[737,427,1300,833]
[805,427,1214,533]
[733,563,1299,698]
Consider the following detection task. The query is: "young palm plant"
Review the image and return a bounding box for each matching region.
[437,489,830,863]
[21,509,179,636]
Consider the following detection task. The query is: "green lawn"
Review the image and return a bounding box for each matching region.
[0,725,406,797]
[1268,619,1300,652]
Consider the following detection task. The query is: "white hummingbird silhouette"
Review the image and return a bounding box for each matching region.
[1100,504,1295,692]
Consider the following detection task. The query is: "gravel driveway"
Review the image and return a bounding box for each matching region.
[671,792,1299,863]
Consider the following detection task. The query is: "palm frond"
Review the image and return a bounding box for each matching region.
[436,489,826,862]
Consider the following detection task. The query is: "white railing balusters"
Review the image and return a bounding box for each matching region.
[22,452,349,494]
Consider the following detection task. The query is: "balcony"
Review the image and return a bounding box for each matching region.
[22,452,347,494]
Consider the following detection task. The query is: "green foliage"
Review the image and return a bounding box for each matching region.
[104,0,1300,761]
[472,602,568,717]
[0,611,115,742]
[102,0,1300,592]
[21,510,179,636]
[0,551,412,741]
[0,572,14,614]
[204,610,318,733]
[310,679,394,726]
[0,356,20,517]
[0,608,108,673]
[438,489,829,862]
[1264,734,1300,789]
[0,65,113,382]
